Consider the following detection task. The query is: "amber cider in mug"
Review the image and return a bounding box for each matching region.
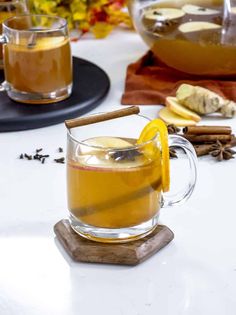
[0,15,72,104]
[67,114,197,243]
[68,137,162,229]
[4,36,72,97]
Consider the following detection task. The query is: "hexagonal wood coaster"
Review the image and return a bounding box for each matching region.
[54,219,174,265]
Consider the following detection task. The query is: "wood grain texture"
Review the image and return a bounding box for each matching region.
[54,219,174,265]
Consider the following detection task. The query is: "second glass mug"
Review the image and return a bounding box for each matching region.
[128,0,236,77]
[67,114,197,243]
[0,14,73,104]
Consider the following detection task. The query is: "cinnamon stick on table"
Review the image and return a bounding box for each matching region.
[194,136,236,157]
[230,136,236,147]
[65,106,140,129]
[183,126,232,135]
[184,134,233,144]
[194,144,213,157]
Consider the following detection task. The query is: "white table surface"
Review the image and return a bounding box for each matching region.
[1,29,236,315]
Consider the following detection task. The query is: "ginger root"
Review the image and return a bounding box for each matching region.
[220,102,236,118]
[176,84,236,118]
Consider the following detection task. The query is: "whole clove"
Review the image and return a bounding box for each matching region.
[24,153,32,160]
[54,157,65,164]
[58,147,63,153]
[167,124,181,135]
[19,149,63,164]
[33,153,50,161]
[33,154,41,160]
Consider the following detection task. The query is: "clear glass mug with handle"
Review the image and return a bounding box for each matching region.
[128,0,236,76]
[0,14,73,104]
[66,112,197,243]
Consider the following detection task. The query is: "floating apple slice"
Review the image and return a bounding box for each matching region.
[79,136,132,158]
[182,4,219,15]
[231,7,236,14]
[80,136,146,169]
[179,21,221,33]
[159,107,197,126]
[85,136,132,149]
[144,8,185,21]
[166,96,201,122]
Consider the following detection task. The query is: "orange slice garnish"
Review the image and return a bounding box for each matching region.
[137,119,170,192]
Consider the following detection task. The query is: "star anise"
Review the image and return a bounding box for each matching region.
[209,140,236,161]
[110,149,141,162]
[167,124,180,135]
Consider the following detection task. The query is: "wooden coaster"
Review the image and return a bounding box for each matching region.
[54,219,174,266]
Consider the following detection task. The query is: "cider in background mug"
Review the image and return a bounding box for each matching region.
[0,15,73,104]
[67,114,198,243]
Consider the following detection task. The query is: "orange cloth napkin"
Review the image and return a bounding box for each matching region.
[121,51,236,105]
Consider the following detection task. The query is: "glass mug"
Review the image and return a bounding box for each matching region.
[67,114,197,243]
[0,15,73,104]
[0,0,28,69]
[128,0,236,76]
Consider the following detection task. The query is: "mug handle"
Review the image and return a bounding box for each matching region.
[0,34,7,44]
[162,134,197,208]
[0,35,8,92]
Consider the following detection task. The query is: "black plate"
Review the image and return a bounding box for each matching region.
[0,57,110,132]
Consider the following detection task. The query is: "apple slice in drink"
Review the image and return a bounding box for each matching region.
[78,136,146,169]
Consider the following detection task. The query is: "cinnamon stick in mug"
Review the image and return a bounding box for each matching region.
[65,106,140,129]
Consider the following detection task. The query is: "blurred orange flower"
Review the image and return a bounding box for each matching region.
[31,0,131,38]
